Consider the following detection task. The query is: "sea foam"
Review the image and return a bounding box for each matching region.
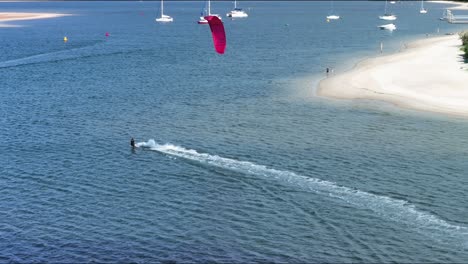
[138,139,468,244]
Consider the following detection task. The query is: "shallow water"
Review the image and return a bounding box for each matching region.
[1,1,468,262]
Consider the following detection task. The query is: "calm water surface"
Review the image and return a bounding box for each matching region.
[1,1,468,262]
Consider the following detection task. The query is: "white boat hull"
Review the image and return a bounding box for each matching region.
[227,12,248,18]
[326,15,340,20]
[198,14,222,24]
[379,15,397,20]
[156,15,173,22]
[198,17,208,24]
[379,23,396,31]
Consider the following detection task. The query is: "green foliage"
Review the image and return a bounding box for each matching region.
[460,32,468,59]
[461,32,468,46]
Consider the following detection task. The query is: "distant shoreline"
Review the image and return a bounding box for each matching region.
[0,13,69,22]
[0,12,70,27]
[317,35,468,117]
[429,0,468,10]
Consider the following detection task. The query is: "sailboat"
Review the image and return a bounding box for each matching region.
[226,0,248,18]
[379,0,397,20]
[420,0,428,14]
[378,23,396,31]
[198,0,221,24]
[440,9,450,21]
[155,0,173,22]
[326,0,340,20]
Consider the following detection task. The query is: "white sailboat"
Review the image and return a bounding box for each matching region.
[326,0,340,20]
[379,0,397,20]
[420,0,428,14]
[155,0,173,22]
[327,15,340,20]
[379,14,397,20]
[198,0,221,24]
[440,9,450,21]
[226,0,248,18]
[378,23,396,31]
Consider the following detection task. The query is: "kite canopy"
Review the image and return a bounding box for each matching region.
[205,16,226,54]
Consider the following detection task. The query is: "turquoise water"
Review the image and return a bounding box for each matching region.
[1,1,468,262]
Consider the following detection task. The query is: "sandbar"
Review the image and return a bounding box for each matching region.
[318,35,468,117]
[0,12,69,26]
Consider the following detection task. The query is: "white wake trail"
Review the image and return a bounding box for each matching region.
[0,42,126,69]
[0,45,96,68]
[138,139,468,242]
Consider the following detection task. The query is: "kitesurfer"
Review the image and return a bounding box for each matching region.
[130,137,135,148]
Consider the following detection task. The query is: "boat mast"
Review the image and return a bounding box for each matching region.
[234,0,237,9]
[161,0,164,16]
[208,0,211,15]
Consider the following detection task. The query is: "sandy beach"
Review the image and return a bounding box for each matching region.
[429,0,468,10]
[318,35,468,116]
[0,12,69,26]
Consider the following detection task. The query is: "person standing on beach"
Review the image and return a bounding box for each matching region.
[326,67,330,76]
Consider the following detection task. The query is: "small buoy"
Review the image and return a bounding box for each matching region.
[327,18,330,23]
[105,32,110,37]
[63,36,68,43]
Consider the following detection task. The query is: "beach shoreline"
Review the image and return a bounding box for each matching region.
[0,12,70,26]
[317,34,468,117]
[429,0,468,10]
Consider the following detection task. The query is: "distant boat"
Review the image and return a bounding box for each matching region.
[155,0,173,22]
[327,15,340,20]
[440,9,449,21]
[198,0,221,24]
[390,1,396,4]
[379,14,397,20]
[379,23,396,31]
[226,0,248,18]
[379,0,397,20]
[420,0,428,14]
[326,0,340,20]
